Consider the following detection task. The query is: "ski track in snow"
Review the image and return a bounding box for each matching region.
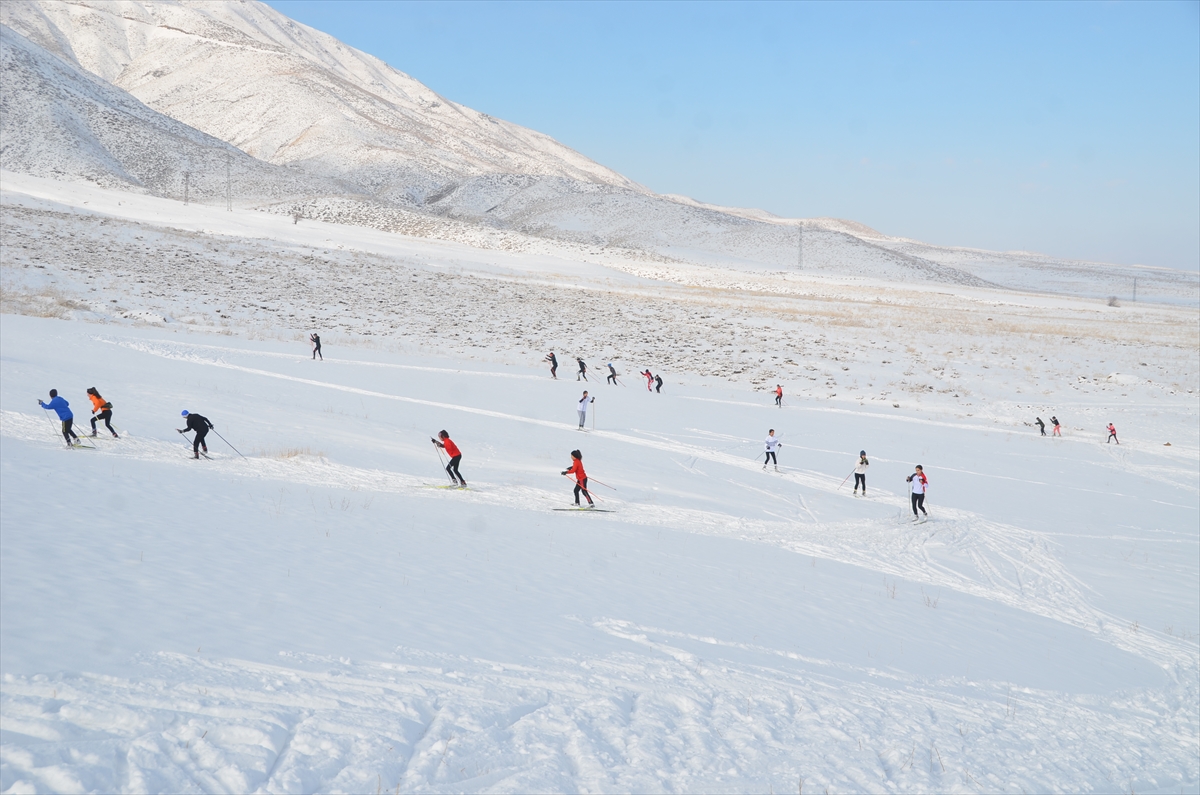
[40,337,1200,672]
[4,387,1191,681]
[2,635,1195,795]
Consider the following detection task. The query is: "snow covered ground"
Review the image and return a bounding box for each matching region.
[1,176,1198,793]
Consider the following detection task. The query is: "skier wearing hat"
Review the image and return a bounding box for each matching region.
[853,451,869,495]
[606,363,618,385]
[177,410,214,458]
[431,430,467,487]
[906,465,929,521]
[38,389,79,447]
[562,449,594,507]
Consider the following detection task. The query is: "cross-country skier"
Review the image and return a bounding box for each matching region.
[86,387,117,437]
[1051,416,1061,436]
[763,429,781,471]
[854,450,869,495]
[177,410,213,458]
[641,369,654,391]
[38,389,78,447]
[545,352,558,379]
[577,391,594,429]
[775,385,784,407]
[1107,423,1119,444]
[1035,417,1046,436]
[654,374,663,393]
[906,465,929,521]
[562,449,594,507]
[607,363,618,385]
[310,332,322,360]
[432,430,467,487]
[576,358,588,381]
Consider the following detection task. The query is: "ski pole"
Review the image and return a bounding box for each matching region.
[586,477,617,491]
[837,470,854,490]
[432,438,454,482]
[561,472,601,502]
[211,428,246,459]
[40,405,65,443]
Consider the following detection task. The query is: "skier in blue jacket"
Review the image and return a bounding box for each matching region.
[38,389,79,446]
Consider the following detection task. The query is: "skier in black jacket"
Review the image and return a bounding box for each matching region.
[177,410,214,458]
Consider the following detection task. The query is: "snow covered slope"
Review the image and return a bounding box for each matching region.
[1,315,1196,793]
[1,0,640,205]
[0,23,356,204]
[2,172,1198,793]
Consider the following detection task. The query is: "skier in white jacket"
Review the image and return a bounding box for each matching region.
[763,429,781,471]
[577,391,594,429]
[853,450,869,495]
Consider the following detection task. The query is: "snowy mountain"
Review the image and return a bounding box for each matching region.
[2,0,1195,304]
[0,23,355,203]
[0,0,640,205]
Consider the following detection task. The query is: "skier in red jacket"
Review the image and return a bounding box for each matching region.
[432,430,467,486]
[562,449,593,507]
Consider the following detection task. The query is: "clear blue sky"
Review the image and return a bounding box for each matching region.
[266,0,1199,270]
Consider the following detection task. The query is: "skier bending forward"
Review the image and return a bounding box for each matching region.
[39,389,79,447]
[178,410,213,458]
[432,430,467,487]
[562,449,594,507]
[87,387,118,437]
[907,465,929,521]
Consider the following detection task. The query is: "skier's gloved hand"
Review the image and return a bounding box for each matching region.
[561,470,569,476]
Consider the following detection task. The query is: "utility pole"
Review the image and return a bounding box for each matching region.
[225,153,231,212]
[797,221,803,270]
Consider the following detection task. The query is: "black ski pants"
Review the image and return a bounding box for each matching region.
[1108,433,1118,444]
[574,478,593,505]
[446,454,465,484]
[911,492,927,516]
[577,369,588,381]
[312,344,322,360]
[776,395,782,406]
[655,381,662,393]
[764,451,777,466]
[607,373,617,384]
[192,427,209,453]
[550,364,557,378]
[91,410,115,435]
[854,473,866,491]
[60,418,77,444]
